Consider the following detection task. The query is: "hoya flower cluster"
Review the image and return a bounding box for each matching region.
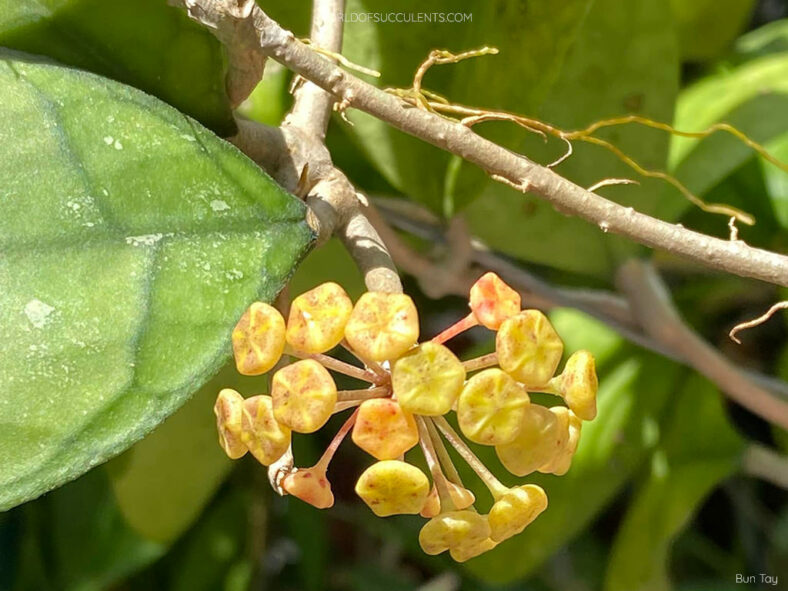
[214,273,598,562]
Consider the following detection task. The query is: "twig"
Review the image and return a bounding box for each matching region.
[741,444,788,491]
[616,260,788,429]
[284,0,345,140]
[371,198,788,403]
[199,3,788,286]
[729,301,788,344]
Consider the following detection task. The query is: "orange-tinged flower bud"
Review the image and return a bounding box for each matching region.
[496,310,563,387]
[418,510,491,556]
[271,359,337,433]
[457,368,531,445]
[344,292,419,361]
[450,537,498,562]
[232,302,286,375]
[469,272,521,330]
[488,484,548,542]
[282,467,334,509]
[420,482,476,517]
[495,404,559,476]
[392,342,465,416]
[214,388,248,459]
[355,460,430,517]
[241,395,291,466]
[541,409,582,476]
[286,282,353,354]
[352,399,419,460]
[558,350,598,421]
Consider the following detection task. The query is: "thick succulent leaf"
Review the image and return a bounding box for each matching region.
[666,53,788,222]
[464,0,679,277]
[669,0,755,61]
[0,51,313,511]
[604,374,745,591]
[0,0,234,134]
[106,362,270,544]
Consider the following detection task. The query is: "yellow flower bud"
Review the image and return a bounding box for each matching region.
[537,406,570,474]
[392,342,465,416]
[488,484,548,542]
[286,282,353,354]
[344,292,419,361]
[496,310,563,387]
[418,510,491,556]
[282,467,334,509]
[241,395,291,466]
[352,399,419,460]
[469,272,521,330]
[495,404,560,476]
[355,460,430,517]
[271,359,337,433]
[232,302,286,375]
[450,537,498,562]
[213,388,248,459]
[558,350,598,421]
[540,409,582,476]
[457,368,531,445]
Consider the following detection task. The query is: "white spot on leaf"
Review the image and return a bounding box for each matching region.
[24,299,55,328]
[210,199,230,213]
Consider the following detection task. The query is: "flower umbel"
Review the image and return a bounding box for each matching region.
[216,274,599,562]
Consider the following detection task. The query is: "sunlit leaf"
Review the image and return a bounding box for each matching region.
[0,0,234,134]
[0,51,313,511]
[464,0,679,277]
[670,0,756,61]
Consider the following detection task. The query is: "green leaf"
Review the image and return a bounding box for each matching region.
[0,0,234,134]
[604,374,745,591]
[464,0,679,277]
[666,53,788,222]
[669,0,755,62]
[106,362,269,544]
[335,0,591,215]
[761,132,788,229]
[734,18,788,62]
[0,51,313,511]
[464,350,684,583]
[236,62,292,127]
[6,468,165,591]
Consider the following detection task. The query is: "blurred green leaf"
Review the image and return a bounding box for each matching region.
[550,308,625,368]
[106,363,270,544]
[156,486,251,591]
[337,0,591,215]
[464,351,683,583]
[734,18,788,62]
[288,237,367,301]
[464,0,679,277]
[8,469,164,591]
[761,132,788,228]
[0,0,234,134]
[604,374,745,591]
[0,52,313,511]
[237,62,291,127]
[667,53,788,222]
[670,0,755,62]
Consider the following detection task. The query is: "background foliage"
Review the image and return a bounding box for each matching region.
[1,1,787,590]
